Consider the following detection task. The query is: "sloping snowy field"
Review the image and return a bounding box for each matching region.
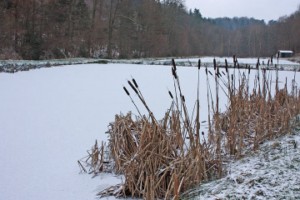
[0,62,298,200]
[185,124,300,200]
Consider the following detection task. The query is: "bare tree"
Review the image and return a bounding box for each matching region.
[107,0,120,58]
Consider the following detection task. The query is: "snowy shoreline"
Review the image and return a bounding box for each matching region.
[0,58,108,73]
[0,57,299,73]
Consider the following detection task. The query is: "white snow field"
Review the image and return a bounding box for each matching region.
[0,61,299,200]
[0,63,206,200]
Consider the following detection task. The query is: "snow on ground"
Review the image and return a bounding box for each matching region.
[156,56,300,66]
[0,61,299,200]
[0,63,206,200]
[184,120,300,200]
[1,56,299,73]
[0,58,102,67]
[0,64,125,200]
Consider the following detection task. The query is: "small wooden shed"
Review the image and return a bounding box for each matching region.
[277,50,294,58]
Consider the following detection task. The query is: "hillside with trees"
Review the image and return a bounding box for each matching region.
[0,0,299,60]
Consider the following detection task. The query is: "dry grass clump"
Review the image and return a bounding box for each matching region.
[100,60,219,199]
[106,111,215,199]
[209,58,300,158]
[78,140,111,175]
[80,57,299,199]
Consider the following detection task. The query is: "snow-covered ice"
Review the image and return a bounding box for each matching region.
[0,63,206,200]
[0,64,125,200]
[0,61,299,200]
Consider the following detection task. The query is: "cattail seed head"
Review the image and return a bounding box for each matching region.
[172,67,177,79]
[172,59,177,71]
[168,91,173,99]
[181,95,185,102]
[123,86,130,96]
[198,59,201,70]
[205,67,208,75]
[128,80,138,94]
[271,55,273,64]
[213,58,217,71]
[132,78,139,88]
[233,55,237,67]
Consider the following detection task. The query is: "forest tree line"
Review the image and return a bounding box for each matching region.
[0,0,300,60]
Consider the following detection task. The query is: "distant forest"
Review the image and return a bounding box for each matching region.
[1,0,300,60]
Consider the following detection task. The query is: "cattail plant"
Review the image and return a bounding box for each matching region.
[196,59,201,142]
[81,57,300,200]
[127,78,157,124]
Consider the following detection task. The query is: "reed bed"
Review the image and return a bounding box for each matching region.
[98,60,219,199]
[208,58,300,159]
[104,111,215,199]
[80,57,300,199]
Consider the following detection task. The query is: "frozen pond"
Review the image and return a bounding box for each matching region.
[0,62,299,200]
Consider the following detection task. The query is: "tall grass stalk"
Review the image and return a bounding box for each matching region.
[81,58,300,199]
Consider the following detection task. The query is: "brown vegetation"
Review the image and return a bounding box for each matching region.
[211,62,300,159]
[79,58,299,199]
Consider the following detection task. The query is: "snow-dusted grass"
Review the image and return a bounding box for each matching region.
[164,56,300,65]
[184,123,300,200]
[0,61,298,200]
[1,56,299,73]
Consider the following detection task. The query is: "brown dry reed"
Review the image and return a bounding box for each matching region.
[99,59,217,199]
[79,57,300,199]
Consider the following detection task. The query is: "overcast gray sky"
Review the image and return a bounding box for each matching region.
[185,0,300,22]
